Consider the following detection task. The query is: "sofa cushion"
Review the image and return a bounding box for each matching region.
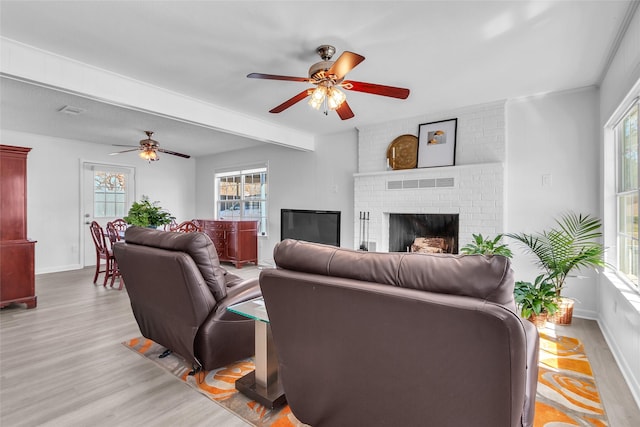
[124,226,227,301]
[273,239,515,311]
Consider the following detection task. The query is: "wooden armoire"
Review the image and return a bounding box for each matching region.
[0,144,37,309]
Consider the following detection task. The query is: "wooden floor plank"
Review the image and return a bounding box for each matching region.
[1,266,638,426]
[1,267,250,427]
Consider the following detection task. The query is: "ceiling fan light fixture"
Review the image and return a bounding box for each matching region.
[111,131,189,160]
[327,87,346,110]
[308,86,327,110]
[139,149,159,162]
[248,44,409,120]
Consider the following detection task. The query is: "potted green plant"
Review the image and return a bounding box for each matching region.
[507,212,605,324]
[514,274,558,328]
[460,233,513,257]
[124,195,175,228]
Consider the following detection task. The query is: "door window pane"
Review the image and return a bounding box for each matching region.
[94,171,128,219]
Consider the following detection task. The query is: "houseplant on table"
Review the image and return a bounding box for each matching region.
[460,233,513,257]
[124,195,175,228]
[514,275,558,328]
[507,212,606,324]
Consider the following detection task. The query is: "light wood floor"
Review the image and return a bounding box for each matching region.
[1,267,639,426]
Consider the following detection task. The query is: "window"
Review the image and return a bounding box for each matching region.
[215,166,268,235]
[94,170,128,218]
[616,101,639,288]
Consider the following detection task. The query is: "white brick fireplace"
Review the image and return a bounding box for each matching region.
[354,100,506,252]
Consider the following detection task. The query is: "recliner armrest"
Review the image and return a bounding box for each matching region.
[224,270,246,287]
[214,277,262,316]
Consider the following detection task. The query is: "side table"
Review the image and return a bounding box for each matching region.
[227,297,286,409]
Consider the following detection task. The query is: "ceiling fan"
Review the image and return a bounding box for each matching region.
[247,45,410,120]
[110,131,191,162]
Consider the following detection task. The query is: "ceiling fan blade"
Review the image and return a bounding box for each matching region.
[342,80,410,99]
[109,148,140,155]
[327,52,365,80]
[269,89,313,113]
[157,148,191,159]
[247,73,310,83]
[336,101,355,120]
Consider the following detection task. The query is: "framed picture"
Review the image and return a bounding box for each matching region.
[417,118,457,168]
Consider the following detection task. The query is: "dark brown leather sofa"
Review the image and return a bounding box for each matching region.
[260,239,539,427]
[113,226,261,371]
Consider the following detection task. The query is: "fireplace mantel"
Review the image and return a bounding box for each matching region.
[353,162,504,252]
[353,162,504,178]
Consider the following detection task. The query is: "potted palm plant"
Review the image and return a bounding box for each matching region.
[507,212,605,324]
[514,275,558,328]
[124,195,174,228]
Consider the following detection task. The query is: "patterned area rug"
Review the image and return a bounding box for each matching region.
[535,332,608,426]
[123,331,608,427]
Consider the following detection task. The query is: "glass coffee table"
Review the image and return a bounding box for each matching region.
[227,297,286,409]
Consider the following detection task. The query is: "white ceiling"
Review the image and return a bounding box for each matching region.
[0,1,636,157]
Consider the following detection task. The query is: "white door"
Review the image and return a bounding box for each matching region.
[82,162,135,267]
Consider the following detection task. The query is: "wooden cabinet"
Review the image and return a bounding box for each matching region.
[197,220,258,269]
[0,145,36,309]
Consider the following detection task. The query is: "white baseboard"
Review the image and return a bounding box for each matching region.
[573,309,599,321]
[597,317,640,411]
[36,264,83,275]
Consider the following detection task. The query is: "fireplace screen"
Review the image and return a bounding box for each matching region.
[388,214,459,253]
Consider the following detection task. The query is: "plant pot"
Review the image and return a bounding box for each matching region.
[527,312,548,329]
[550,297,574,325]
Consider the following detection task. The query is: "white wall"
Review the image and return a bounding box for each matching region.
[598,3,640,406]
[1,129,196,273]
[506,87,601,318]
[195,130,357,264]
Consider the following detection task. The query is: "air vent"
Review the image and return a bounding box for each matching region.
[387,180,403,190]
[387,177,455,190]
[436,177,455,187]
[58,105,84,115]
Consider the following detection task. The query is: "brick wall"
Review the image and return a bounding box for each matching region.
[354,100,506,251]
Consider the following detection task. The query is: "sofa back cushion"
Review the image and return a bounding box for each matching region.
[124,226,227,301]
[273,239,515,310]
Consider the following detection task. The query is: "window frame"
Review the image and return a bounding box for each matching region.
[214,164,268,236]
[614,99,640,291]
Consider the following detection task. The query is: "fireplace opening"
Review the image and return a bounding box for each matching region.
[388,214,459,253]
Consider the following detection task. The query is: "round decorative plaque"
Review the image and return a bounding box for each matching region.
[386,134,418,170]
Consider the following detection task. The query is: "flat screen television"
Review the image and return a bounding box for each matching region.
[280,209,341,247]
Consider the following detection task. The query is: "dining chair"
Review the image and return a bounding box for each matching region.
[164,218,179,231]
[105,221,122,244]
[105,221,124,290]
[110,218,128,232]
[173,220,203,233]
[89,221,122,289]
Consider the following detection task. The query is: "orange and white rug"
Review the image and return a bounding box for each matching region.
[535,332,608,426]
[124,332,608,427]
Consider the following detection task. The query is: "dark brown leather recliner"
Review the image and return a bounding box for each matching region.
[114,226,261,370]
[260,239,539,427]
